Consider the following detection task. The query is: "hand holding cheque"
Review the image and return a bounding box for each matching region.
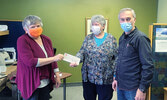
[54,54,64,61]
[63,53,80,67]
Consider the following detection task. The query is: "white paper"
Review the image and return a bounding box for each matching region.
[155,40,167,52]
[0,25,8,31]
[63,53,80,65]
[155,28,167,52]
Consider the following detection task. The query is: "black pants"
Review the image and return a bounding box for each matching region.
[82,81,113,100]
[23,83,51,100]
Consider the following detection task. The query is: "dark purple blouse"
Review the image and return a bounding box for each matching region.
[16,34,58,99]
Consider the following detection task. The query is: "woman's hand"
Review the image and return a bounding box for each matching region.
[69,62,78,67]
[54,54,64,61]
[112,78,117,91]
[55,72,61,88]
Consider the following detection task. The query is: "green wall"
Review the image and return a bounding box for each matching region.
[0,0,157,83]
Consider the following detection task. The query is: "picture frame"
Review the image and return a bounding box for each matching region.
[150,23,167,53]
[148,23,167,100]
[85,17,109,36]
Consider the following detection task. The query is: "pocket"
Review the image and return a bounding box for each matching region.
[123,43,136,57]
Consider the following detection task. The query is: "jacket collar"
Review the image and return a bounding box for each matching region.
[123,26,138,38]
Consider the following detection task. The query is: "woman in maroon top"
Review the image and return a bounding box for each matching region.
[16,15,64,100]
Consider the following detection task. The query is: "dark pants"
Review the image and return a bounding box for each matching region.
[23,83,51,100]
[82,81,113,100]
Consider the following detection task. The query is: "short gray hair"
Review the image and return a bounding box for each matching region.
[91,15,106,26]
[22,15,43,30]
[118,8,136,19]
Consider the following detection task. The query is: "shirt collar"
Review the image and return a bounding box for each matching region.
[123,26,138,38]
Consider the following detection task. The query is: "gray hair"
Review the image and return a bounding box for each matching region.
[91,15,106,26]
[118,8,136,19]
[22,15,43,30]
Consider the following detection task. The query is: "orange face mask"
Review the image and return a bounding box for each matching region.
[29,27,43,38]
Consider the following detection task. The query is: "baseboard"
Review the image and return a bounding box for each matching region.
[60,82,82,87]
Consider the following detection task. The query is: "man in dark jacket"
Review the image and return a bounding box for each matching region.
[112,8,154,100]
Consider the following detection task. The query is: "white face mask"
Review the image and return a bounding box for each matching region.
[91,26,101,35]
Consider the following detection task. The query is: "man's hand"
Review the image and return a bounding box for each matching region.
[112,79,117,91]
[135,88,146,100]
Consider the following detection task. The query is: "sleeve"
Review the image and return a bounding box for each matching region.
[138,36,154,91]
[114,56,118,79]
[76,36,88,63]
[52,62,58,70]
[17,36,38,68]
[46,36,59,70]
[111,36,118,72]
[36,59,40,67]
[54,68,60,73]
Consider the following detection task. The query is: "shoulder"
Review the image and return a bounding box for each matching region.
[86,33,94,39]
[18,34,27,39]
[136,29,147,36]
[41,34,51,41]
[84,34,94,41]
[17,34,33,48]
[106,33,117,40]
[107,33,113,38]
[41,34,52,43]
[135,29,150,42]
[17,34,30,42]
[40,34,53,48]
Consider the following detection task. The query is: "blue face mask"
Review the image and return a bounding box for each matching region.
[120,22,132,32]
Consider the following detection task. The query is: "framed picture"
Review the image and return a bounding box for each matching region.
[149,23,167,100]
[150,23,167,53]
[85,17,109,36]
